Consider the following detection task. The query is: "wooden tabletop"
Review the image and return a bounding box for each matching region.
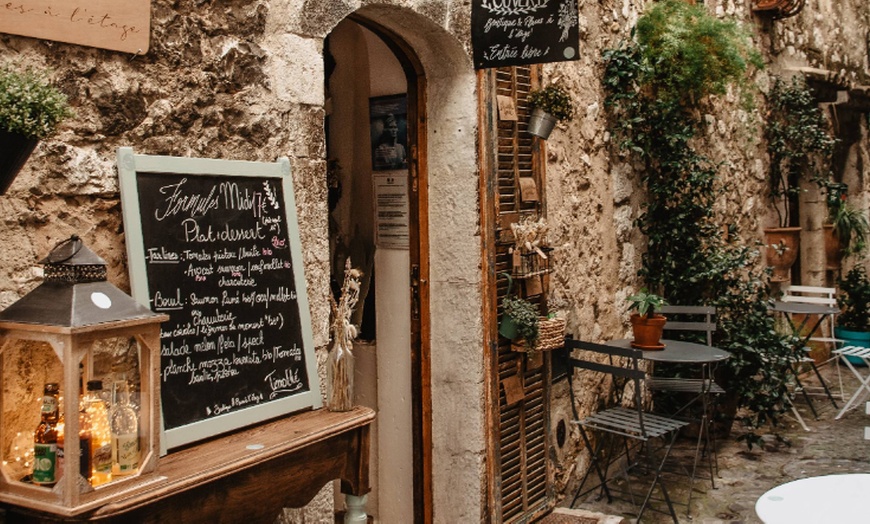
[3,406,375,523]
[607,338,731,365]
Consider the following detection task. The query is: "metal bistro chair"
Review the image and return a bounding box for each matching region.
[780,285,844,405]
[566,336,688,523]
[650,305,724,508]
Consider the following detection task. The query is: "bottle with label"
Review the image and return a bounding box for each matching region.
[110,381,139,475]
[33,383,60,486]
[84,380,112,486]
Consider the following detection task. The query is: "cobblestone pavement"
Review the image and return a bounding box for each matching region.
[565,361,870,523]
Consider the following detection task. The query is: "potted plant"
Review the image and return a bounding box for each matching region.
[626,289,667,349]
[498,273,542,351]
[0,64,73,194]
[835,265,870,363]
[526,84,573,139]
[500,293,540,351]
[823,181,868,268]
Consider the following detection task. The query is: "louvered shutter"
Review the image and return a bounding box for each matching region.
[492,65,552,523]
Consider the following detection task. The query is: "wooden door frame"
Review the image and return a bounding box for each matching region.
[347,14,432,524]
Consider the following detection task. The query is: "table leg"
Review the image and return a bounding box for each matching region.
[344,494,368,523]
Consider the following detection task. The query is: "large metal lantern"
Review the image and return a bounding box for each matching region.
[0,236,167,515]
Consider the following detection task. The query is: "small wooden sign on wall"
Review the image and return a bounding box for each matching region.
[0,0,150,54]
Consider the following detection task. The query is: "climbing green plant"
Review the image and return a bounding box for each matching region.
[766,76,837,227]
[603,0,795,448]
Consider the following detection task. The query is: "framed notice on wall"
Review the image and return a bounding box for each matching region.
[373,173,409,249]
[117,147,321,450]
[471,0,580,69]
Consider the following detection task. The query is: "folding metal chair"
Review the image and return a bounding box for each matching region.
[566,336,689,523]
[778,285,843,410]
[832,345,870,419]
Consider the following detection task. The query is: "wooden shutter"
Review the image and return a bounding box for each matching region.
[485,65,552,523]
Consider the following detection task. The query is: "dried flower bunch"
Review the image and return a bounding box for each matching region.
[510,216,549,259]
[327,259,362,411]
[330,258,362,351]
[0,65,72,139]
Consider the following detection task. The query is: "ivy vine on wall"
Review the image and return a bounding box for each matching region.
[602,0,795,448]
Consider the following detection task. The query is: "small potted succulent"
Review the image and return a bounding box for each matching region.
[0,64,73,194]
[526,84,573,139]
[627,289,668,349]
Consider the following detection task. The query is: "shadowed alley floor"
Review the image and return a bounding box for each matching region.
[554,360,870,523]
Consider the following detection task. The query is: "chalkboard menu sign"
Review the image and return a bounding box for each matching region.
[472,0,580,69]
[117,148,321,450]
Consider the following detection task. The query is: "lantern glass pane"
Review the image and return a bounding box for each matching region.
[1,340,63,486]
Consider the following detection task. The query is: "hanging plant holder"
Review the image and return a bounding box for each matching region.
[527,108,558,139]
[512,247,553,279]
[0,131,39,194]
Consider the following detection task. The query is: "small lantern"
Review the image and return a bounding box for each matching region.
[0,236,167,514]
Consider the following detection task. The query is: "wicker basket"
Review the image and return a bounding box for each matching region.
[536,316,566,351]
[512,316,566,352]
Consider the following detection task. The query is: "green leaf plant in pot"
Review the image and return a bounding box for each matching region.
[498,273,540,351]
[835,265,870,365]
[0,64,73,194]
[627,289,667,350]
[823,180,869,268]
[526,84,574,140]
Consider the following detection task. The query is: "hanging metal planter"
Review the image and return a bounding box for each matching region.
[527,108,558,139]
[0,130,39,194]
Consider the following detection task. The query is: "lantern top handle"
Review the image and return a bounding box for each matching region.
[39,235,106,267]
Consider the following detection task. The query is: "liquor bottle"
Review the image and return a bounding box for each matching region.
[84,380,112,485]
[77,403,93,481]
[58,384,93,482]
[110,381,139,475]
[33,383,60,486]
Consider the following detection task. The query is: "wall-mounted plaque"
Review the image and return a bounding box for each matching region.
[0,0,150,54]
[117,148,321,450]
[472,0,580,69]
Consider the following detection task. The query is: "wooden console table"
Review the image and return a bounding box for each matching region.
[2,406,374,523]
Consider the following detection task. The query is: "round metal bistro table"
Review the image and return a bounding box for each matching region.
[755,474,870,523]
[606,338,731,365]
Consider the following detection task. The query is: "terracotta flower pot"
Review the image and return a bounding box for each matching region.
[763,227,801,282]
[0,130,39,195]
[823,224,841,270]
[630,313,667,350]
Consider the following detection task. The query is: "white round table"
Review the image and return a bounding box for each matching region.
[755,474,870,523]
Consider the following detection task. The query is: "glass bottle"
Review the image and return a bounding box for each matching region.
[84,380,112,485]
[33,383,60,486]
[77,403,92,481]
[58,381,92,482]
[110,381,139,475]
[326,342,354,412]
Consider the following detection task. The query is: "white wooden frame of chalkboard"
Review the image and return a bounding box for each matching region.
[116,147,322,451]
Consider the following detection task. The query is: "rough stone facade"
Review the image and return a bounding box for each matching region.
[0,0,868,522]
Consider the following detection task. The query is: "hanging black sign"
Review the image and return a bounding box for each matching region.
[472,0,580,69]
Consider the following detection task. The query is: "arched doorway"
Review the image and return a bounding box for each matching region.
[322,5,481,522]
